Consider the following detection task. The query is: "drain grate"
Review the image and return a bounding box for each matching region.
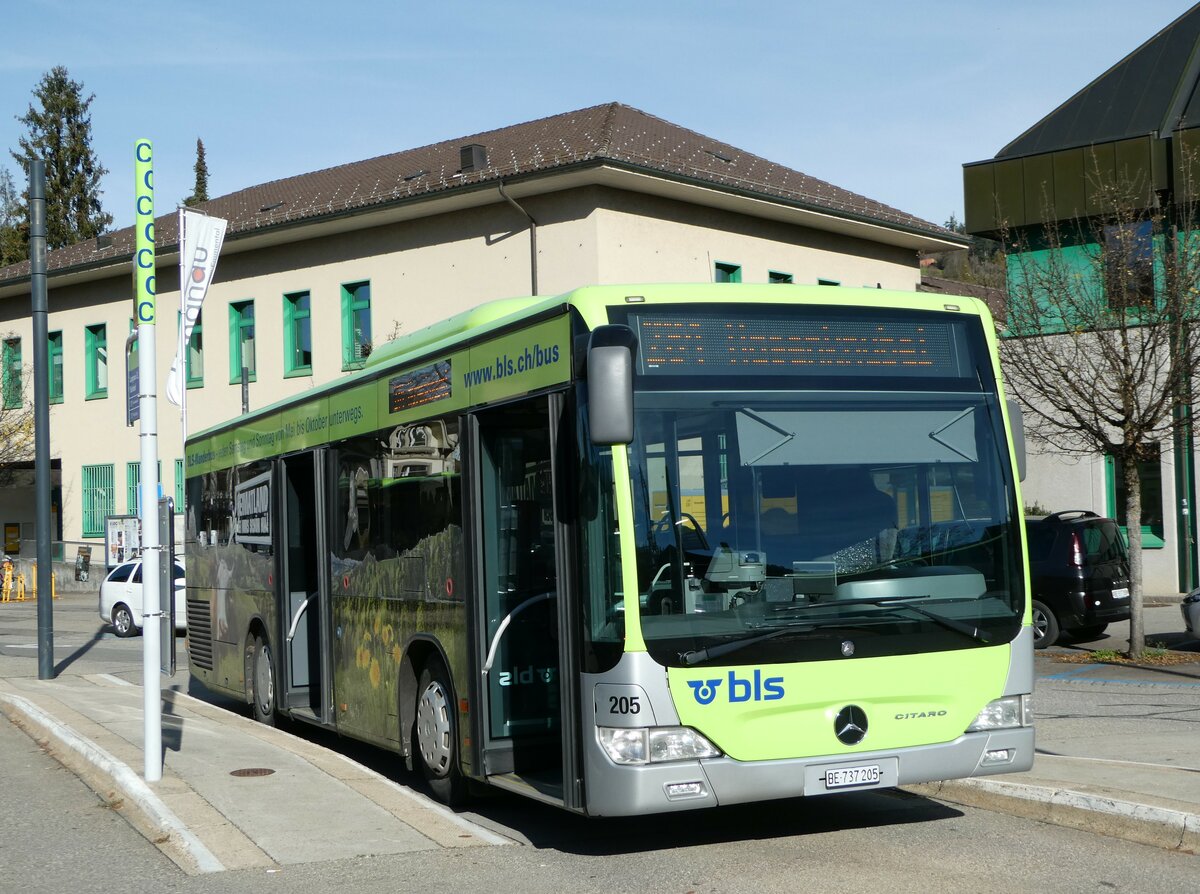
[229,767,276,778]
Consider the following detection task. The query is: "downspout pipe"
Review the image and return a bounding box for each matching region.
[498,181,538,295]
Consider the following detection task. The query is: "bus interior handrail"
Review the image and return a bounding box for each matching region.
[482,591,556,675]
[287,594,316,642]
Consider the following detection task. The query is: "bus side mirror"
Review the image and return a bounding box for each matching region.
[1006,399,1026,482]
[586,325,637,445]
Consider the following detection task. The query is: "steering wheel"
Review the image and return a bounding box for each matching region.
[651,511,710,551]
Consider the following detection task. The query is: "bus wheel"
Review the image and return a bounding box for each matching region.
[250,634,277,727]
[415,657,466,807]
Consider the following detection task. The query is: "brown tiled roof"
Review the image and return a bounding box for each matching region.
[0,103,957,285]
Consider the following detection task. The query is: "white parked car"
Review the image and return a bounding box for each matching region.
[99,558,186,637]
[1183,588,1200,638]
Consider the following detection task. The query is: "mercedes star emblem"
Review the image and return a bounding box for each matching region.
[835,705,868,745]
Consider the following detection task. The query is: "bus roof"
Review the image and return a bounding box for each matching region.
[185,283,993,448]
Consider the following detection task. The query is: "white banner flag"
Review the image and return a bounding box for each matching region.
[166,208,227,406]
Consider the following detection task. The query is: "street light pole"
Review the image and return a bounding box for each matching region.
[29,159,53,681]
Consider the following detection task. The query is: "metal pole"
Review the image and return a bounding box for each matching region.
[29,159,53,681]
[135,139,163,782]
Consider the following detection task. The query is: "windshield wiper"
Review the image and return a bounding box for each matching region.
[870,601,991,644]
[679,623,818,666]
[772,596,992,644]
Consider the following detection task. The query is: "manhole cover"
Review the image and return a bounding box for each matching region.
[229,767,275,778]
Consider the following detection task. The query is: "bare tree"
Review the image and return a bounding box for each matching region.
[1001,168,1200,657]
[0,335,36,486]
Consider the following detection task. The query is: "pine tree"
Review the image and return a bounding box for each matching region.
[10,66,112,251]
[184,138,209,207]
[0,168,22,266]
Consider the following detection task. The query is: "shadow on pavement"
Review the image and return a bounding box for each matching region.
[53,628,108,676]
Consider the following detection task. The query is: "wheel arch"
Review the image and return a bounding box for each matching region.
[397,634,454,765]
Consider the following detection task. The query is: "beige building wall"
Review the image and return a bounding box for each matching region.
[3,183,926,550]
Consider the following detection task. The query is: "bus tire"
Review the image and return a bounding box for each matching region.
[250,633,277,727]
[415,656,466,807]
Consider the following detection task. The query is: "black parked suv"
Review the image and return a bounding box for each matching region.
[1025,511,1131,649]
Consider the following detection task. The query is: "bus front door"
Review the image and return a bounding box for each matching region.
[473,394,580,809]
[280,449,332,724]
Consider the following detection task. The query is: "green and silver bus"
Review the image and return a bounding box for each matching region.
[184,283,1034,815]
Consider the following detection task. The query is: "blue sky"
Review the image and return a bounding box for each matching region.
[0,1,1192,232]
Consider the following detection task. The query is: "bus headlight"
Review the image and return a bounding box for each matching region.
[966,694,1032,732]
[598,727,721,765]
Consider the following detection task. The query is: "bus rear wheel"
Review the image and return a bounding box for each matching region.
[415,657,466,807]
[250,634,276,727]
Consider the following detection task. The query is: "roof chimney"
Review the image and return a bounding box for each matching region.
[459,144,487,173]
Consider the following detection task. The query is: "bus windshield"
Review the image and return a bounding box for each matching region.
[615,304,1025,668]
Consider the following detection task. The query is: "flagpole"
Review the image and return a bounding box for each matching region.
[178,207,187,444]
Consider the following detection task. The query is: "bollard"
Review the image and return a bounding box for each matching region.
[1,558,11,602]
[16,573,25,601]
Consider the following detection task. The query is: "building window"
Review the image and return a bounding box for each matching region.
[818,278,841,286]
[85,323,108,399]
[175,459,184,512]
[3,338,21,409]
[341,281,372,369]
[714,262,742,283]
[48,331,63,404]
[229,300,256,382]
[1103,221,1154,309]
[768,271,793,284]
[187,311,204,388]
[284,290,313,376]
[1107,445,1164,546]
[82,463,114,538]
[127,460,162,514]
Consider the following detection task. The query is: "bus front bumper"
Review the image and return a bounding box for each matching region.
[583,726,1034,817]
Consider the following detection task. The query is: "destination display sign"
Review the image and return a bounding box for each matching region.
[630,310,969,378]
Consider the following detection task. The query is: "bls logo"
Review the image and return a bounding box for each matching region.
[687,670,785,705]
[498,665,556,687]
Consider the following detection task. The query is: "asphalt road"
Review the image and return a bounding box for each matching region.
[1,593,1196,892]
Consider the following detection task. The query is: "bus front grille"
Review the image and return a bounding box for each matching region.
[186,598,214,669]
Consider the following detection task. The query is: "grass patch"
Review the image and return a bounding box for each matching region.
[1051,643,1199,665]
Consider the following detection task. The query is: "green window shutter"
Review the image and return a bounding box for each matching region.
[714,262,741,283]
[284,291,313,376]
[48,331,64,403]
[2,338,21,409]
[82,463,114,538]
[174,459,184,511]
[85,323,108,399]
[127,461,141,514]
[341,281,372,370]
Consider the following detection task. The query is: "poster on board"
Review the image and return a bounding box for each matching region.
[105,515,143,568]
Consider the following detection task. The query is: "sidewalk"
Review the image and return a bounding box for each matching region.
[910,651,1200,853]
[1,625,1198,871]
[0,673,508,875]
